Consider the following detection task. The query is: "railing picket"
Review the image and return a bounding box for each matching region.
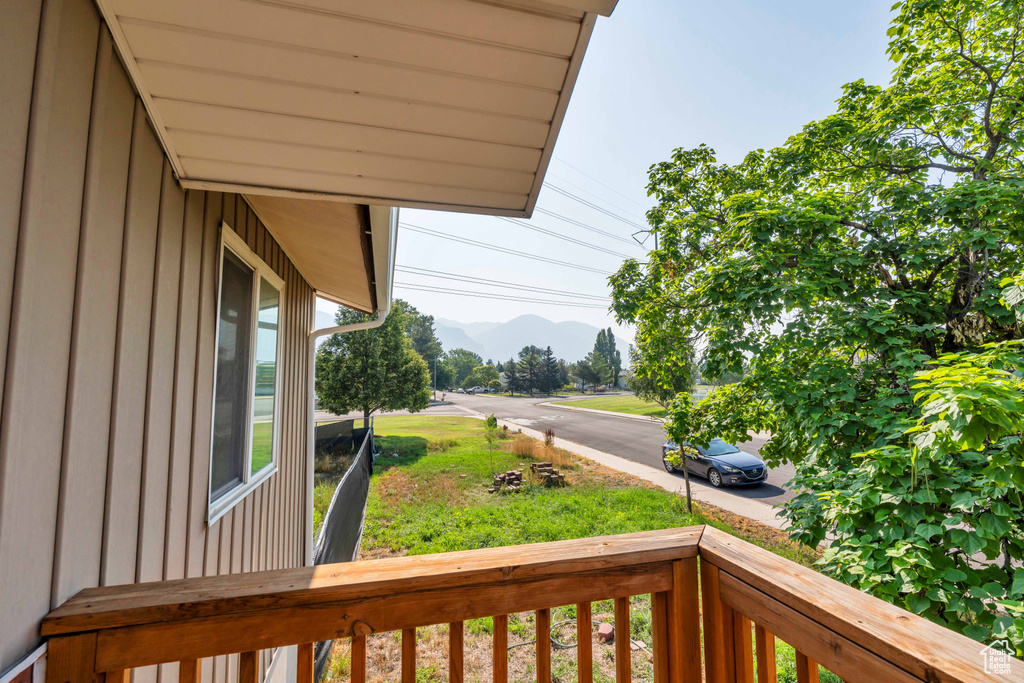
[238,652,257,683]
[351,635,367,683]
[402,629,416,683]
[105,670,129,683]
[449,621,464,683]
[754,625,777,683]
[795,652,819,683]
[576,602,593,683]
[493,615,508,683]
[733,615,754,683]
[651,593,669,683]
[537,608,552,683]
[295,643,313,683]
[700,562,736,683]
[614,597,631,683]
[672,558,702,683]
[178,659,200,683]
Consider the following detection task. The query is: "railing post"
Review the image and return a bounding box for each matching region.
[449,621,464,683]
[732,616,753,683]
[537,608,552,683]
[295,643,313,683]
[668,558,701,682]
[47,635,99,683]
[700,561,736,683]
[651,592,669,683]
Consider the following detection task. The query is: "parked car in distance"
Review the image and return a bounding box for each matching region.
[662,438,767,488]
[456,388,466,394]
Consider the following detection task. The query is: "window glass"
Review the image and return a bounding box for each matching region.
[211,250,254,500]
[251,277,279,475]
[704,438,740,456]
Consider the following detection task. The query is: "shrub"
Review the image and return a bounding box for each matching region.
[511,434,536,458]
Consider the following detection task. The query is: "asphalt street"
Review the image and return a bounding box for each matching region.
[326,392,796,507]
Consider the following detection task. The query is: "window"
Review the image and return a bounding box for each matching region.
[209,224,285,522]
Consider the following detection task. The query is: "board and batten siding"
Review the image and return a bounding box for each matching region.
[0,0,315,679]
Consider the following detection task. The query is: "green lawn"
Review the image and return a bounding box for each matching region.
[557,394,668,418]
[317,416,835,683]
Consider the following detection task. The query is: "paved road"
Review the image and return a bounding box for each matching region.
[443,393,797,506]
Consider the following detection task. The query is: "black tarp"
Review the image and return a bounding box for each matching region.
[312,422,375,681]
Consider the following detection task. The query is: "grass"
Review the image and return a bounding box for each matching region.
[318,415,834,682]
[557,394,668,419]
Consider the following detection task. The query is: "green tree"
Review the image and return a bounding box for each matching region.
[315,305,430,423]
[392,300,443,361]
[574,351,611,392]
[595,328,623,387]
[517,345,543,396]
[627,344,695,407]
[613,0,1024,645]
[503,357,521,395]
[542,346,560,395]
[445,348,483,386]
[462,364,499,389]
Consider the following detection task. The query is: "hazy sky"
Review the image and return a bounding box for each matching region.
[318,0,896,341]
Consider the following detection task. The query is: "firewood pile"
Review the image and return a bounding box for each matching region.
[530,462,566,486]
[487,469,523,494]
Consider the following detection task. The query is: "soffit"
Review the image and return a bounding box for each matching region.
[94,0,618,217]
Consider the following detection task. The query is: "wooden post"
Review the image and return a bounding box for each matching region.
[493,615,508,683]
[577,602,593,683]
[351,635,367,683]
[700,561,736,683]
[402,629,416,683]
[669,558,702,683]
[614,597,631,683]
[449,622,464,683]
[754,625,776,683]
[47,635,98,683]
[537,608,551,683]
[295,643,313,683]
[733,616,753,683]
[795,652,819,683]
[238,652,257,683]
[178,659,200,683]
[651,593,669,683]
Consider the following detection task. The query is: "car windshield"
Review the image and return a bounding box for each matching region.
[703,439,740,456]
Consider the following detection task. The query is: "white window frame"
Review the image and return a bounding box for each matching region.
[208,222,286,524]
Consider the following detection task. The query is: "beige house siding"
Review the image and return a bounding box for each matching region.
[0,0,315,678]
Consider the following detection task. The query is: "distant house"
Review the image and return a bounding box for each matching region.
[0,1,616,681]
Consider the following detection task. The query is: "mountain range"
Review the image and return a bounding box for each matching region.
[315,310,631,363]
[435,315,631,364]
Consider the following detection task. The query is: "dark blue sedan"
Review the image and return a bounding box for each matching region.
[662,438,767,488]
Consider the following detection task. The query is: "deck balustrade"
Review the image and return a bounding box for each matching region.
[41,526,1021,683]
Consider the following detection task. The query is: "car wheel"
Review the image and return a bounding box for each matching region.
[708,469,723,488]
[662,457,675,473]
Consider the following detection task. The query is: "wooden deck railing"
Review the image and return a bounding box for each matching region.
[41,526,1021,683]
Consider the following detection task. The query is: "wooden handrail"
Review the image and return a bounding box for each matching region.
[43,527,701,637]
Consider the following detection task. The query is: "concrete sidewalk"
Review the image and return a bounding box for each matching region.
[453,403,788,530]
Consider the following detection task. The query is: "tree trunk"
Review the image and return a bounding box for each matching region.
[363,408,371,428]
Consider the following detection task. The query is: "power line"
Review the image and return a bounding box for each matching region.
[394,282,611,309]
[399,222,614,275]
[531,208,641,247]
[544,175,647,222]
[544,184,647,230]
[395,265,611,301]
[552,156,650,212]
[493,217,632,258]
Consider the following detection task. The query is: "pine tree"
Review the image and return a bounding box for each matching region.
[542,346,559,395]
[517,345,543,396]
[503,357,520,395]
